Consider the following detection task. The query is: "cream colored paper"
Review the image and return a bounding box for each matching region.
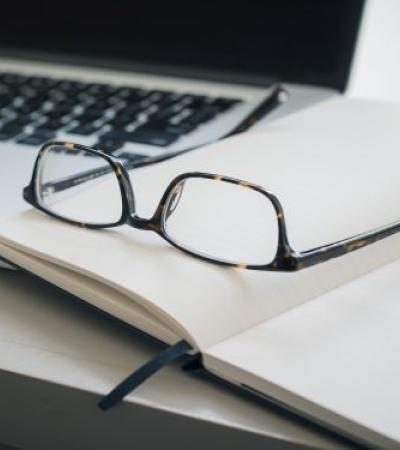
[205,257,400,449]
[0,97,399,351]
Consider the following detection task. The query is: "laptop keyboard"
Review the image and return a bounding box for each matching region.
[0,72,242,154]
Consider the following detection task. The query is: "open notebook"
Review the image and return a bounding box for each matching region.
[1,97,400,449]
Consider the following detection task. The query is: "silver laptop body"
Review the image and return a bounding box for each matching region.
[0,2,364,216]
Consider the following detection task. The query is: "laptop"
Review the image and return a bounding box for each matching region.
[0,1,364,217]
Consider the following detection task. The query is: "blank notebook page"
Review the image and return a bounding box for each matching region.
[205,258,400,447]
[1,97,400,350]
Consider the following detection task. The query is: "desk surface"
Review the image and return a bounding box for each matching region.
[0,269,361,450]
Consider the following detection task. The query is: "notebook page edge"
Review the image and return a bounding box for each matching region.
[0,240,181,345]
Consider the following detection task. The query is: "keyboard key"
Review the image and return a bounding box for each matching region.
[73,114,103,124]
[165,123,197,135]
[90,99,112,110]
[85,83,110,94]
[44,108,72,120]
[27,76,58,89]
[18,85,41,99]
[113,87,132,99]
[107,113,136,128]
[211,97,242,111]
[128,129,179,147]
[150,105,183,123]
[35,120,65,132]
[107,95,124,107]
[0,70,243,148]
[124,103,147,115]
[147,90,178,106]
[68,124,101,135]
[12,115,33,127]
[0,94,14,108]
[180,94,209,109]
[100,129,179,147]
[127,129,179,147]
[0,73,28,86]
[57,80,87,92]
[13,103,40,115]
[184,106,220,125]
[82,107,105,118]
[76,92,96,105]
[0,122,24,140]
[118,152,147,162]
[117,88,150,102]
[0,131,19,141]
[17,131,55,145]
[40,112,63,122]
[93,139,124,154]
[1,121,25,131]
[4,116,32,127]
[0,83,11,94]
[138,120,197,136]
[46,89,68,103]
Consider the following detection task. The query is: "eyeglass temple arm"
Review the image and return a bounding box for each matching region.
[38,153,181,194]
[39,163,116,194]
[295,220,400,269]
[36,85,289,195]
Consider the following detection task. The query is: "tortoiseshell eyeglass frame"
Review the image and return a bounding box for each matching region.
[24,141,400,271]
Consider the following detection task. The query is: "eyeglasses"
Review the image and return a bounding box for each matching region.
[23,141,400,271]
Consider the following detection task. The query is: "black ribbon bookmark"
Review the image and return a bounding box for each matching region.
[98,339,192,410]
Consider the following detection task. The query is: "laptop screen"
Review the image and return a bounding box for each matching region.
[0,1,365,91]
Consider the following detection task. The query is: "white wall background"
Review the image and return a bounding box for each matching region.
[348,0,400,101]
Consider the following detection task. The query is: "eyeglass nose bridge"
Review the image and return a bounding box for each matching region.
[126,203,164,232]
[128,215,152,229]
[125,176,187,233]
